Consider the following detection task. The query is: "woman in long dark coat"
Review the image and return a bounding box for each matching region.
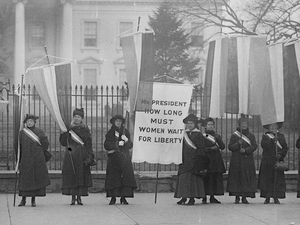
[18,114,50,207]
[60,108,93,205]
[296,136,300,198]
[258,122,288,204]
[202,117,226,204]
[174,114,207,205]
[104,114,137,205]
[226,115,257,204]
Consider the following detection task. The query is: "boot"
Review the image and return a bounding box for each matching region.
[241,197,249,204]
[187,198,195,205]
[120,197,129,205]
[177,198,187,205]
[109,197,116,205]
[210,196,221,204]
[70,195,76,205]
[264,198,270,204]
[235,196,240,204]
[31,197,36,207]
[77,195,83,205]
[274,198,280,204]
[18,197,26,207]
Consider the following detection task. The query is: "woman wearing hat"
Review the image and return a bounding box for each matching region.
[18,114,50,207]
[104,114,137,205]
[258,122,288,204]
[226,115,257,204]
[174,113,207,205]
[60,108,93,205]
[202,117,226,204]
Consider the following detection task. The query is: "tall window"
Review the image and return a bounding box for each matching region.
[118,22,133,47]
[30,24,45,47]
[83,21,98,47]
[190,23,204,48]
[83,68,97,100]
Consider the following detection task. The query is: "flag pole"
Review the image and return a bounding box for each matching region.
[137,17,141,32]
[273,131,278,198]
[13,74,24,207]
[154,163,160,204]
[44,46,51,65]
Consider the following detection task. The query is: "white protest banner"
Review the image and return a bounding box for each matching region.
[132,82,193,164]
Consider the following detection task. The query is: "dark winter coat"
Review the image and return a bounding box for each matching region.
[174,128,207,198]
[258,131,288,198]
[178,129,208,175]
[60,123,93,190]
[226,128,257,196]
[104,125,137,191]
[203,130,226,174]
[296,137,300,197]
[18,126,50,192]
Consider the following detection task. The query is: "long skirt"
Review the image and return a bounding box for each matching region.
[203,173,224,196]
[174,171,205,198]
[19,188,46,197]
[62,186,89,196]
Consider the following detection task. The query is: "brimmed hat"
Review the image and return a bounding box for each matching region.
[23,114,39,123]
[110,114,126,124]
[203,117,215,127]
[183,114,202,124]
[263,122,283,130]
[73,108,84,118]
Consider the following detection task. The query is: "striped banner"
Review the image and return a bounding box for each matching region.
[121,31,154,114]
[284,40,300,127]
[260,43,284,126]
[26,63,72,132]
[203,35,278,119]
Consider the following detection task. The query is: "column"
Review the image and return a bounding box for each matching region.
[13,0,27,86]
[60,0,73,60]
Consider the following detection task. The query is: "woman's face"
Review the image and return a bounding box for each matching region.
[205,121,214,131]
[186,121,195,130]
[26,119,35,128]
[73,115,83,124]
[269,123,278,133]
[115,119,123,128]
[240,121,248,130]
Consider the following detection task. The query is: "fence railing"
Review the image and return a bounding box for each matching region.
[0,83,299,171]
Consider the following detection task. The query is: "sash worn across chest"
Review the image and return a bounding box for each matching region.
[23,128,41,145]
[203,133,219,147]
[183,130,199,150]
[233,131,251,146]
[69,130,84,146]
[265,133,283,149]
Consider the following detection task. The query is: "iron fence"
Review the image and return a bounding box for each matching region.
[0,82,299,171]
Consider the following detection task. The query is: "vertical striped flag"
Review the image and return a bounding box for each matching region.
[121,31,154,115]
[260,43,284,126]
[26,62,72,132]
[284,40,300,127]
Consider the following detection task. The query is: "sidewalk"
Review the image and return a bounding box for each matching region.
[1,192,300,225]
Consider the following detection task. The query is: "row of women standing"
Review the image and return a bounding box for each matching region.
[17,109,136,206]
[16,109,298,207]
[175,114,290,205]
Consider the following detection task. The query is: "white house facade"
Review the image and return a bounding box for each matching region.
[0,0,220,87]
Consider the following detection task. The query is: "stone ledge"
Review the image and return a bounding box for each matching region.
[0,170,298,193]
